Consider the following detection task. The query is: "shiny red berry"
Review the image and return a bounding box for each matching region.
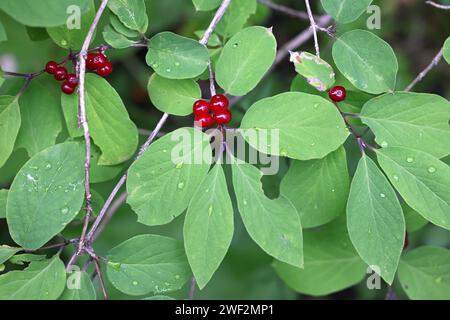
[214,110,232,125]
[328,86,347,102]
[195,114,214,128]
[45,61,58,74]
[61,82,75,95]
[210,94,229,113]
[86,53,108,70]
[193,100,210,116]
[54,66,68,81]
[97,61,113,77]
[403,232,409,250]
[66,74,78,87]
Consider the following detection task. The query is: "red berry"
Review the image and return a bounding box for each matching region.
[328,86,347,102]
[87,53,108,70]
[195,114,214,128]
[54,66,68,81]
[66,74,78,87]
[61,82,75,95]
[193,100,210,116]
[86,53,97,70]
[97,62,113,77]
[214,110,232,125]
[45,61,58,74]
[403,232,409,250]
[210,94,229,113]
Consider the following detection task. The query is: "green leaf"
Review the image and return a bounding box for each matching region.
[109,14,140,38]
[280,147,349,228]
[361,92,450,158]
[216,26,276,96]
[215,0,257,38]
[147,73,201,116]
[0,0,91,27]
[289,51,335,91]
[320,0,373,23]
[0,189,7,218]
[376,147,450,230]
[0,20,7,42]
[47,0,95,50]
[7,142,85,249]
[102,24,137,49]
[90,145,124,183]
[346,155,405,284]
[443,37,450,65]
[184,165,234,289]
[0,256,66,300]
[231,160,303,267]
[398,246,450,300]
[0,96,21,167]
[60,271,96,300]
[16,78,63,157]
[61,73,138,165]
[143,295,175,300]
[107,0,148,33]
[194,30,221,47]
[9,253,46,265]
[403,203,428,233]
[240,92,349,160]
[273,216,367,296]
[192,0,221,11]
[106,234,190,296]
[146,32,209,79]
[127,128,212,225]
[0,245,21,265]
[332,30,398,94]
[25,27,50,41]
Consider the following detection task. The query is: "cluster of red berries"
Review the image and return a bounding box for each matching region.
[44,51,113,95]
[193,94,231,128]
[328,85,347,102]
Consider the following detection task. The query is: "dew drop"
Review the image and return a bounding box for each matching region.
[61,206,69,214]
[435,277,442,284]
[152,63,159,68]
[428,166,436,174]
[176,162,183,169]
[205,188,210,193]
[243,199,248,206]
[331,188,335,193]
[208,205,213,216]
[393,175,399,181]
[177,181,185,189]
[132,281,138,286]
[280,149,288,157]
[380,193,386,198]
[380,141,388,148]
[233,43,238,48]
[45,162,52,170]
[175,274,180,279]
[175,62,180,67]
[61,40,68,46]
[310,142,316,147]
[166,68,171,73]
[163,149,167,153]
[313,104,319,109]
[406,157,414,163]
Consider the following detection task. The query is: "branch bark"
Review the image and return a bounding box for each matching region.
[404,47,444,92]
[426,1,450,9]
[304,0,320,57]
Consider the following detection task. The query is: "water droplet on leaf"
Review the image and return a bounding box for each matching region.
[428,166,436,173]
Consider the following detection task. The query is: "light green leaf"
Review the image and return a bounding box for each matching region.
[147,73,201,116]
[47,0,95,50]
[7,142,85,249]
[0,96,21,168]
[240,92,349,160]
[398,246,450,300]
[332,30,398,94]
[0,0,91,27]
[109,14,140,38]
[194,30,221,47]
[184,165,234,289]
[107,0,148,33]
[346,155,405,284]
[127,128,212,226]
[0,189,7,218]
[361,92,450,158]
[403,203,428,233]
[280,147,349,228]
[215,0,257,38]
[16,78,62,157]
[9,254,46,265]
[102,24,137,49]
[443,37,450,65]
[60,271,96,300]
[273,216,367,296]
[192,0,221,11]
[376,147,450,230]
[61,73,139,165]
[321,0,373,23]
[146,32,209,79]
[0,20,7,42]
[0,245,21,265]
[216,26,276,96]
[106,234,190,296]
[231,160,303,267]
[290,51,335,91]
[0,256,66,300]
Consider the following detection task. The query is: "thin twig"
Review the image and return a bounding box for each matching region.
[199,0,232,46]
[404,47,444,92]
[304,0,320,57]
[258,0,310,20]
[93,256,108,300]
[207,62,217,97]
[189,277,197,300]
[426,1,450,9]
[75,0,110,257]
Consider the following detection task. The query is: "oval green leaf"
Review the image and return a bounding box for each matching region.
[107,0,148,33]
[321,0,373,23]
[290,51,335,91]
[0,96,21,167]
[60,271,96,300]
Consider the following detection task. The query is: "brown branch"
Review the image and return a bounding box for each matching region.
[304,0,320,57]
[404,47,444,92]
[426,1,450,9]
